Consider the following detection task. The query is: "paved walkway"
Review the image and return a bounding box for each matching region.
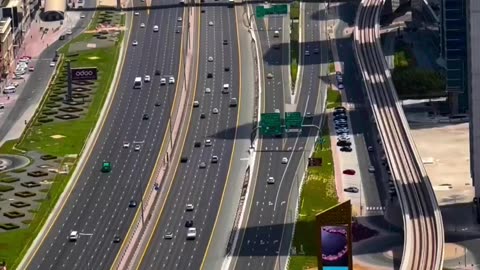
[0,11,87,146]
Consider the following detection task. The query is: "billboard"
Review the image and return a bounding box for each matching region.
[316,200,353,270]
[71,67,97,81]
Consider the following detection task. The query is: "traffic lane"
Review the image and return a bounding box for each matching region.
[137,4,235,267]
[86,6,185,267]
[148,6,240,269]
[33,8,181,269]
[26,10,152,269]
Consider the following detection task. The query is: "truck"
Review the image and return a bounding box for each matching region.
[134,77,142,89]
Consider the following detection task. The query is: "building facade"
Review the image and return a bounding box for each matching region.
[0,17,14,78]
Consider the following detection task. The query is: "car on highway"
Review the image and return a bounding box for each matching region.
[194,141,201,147]
[336,129,349,135]
[267,176,275,184]
[209,21,214,26]
[160,78,166,85]
[143,113,149,120]
[186,204,194,211]
[134,12,139,16]
[205,139,212,146]
[343,169,356,175]
[113,235,121,243]
[186,227,196,240]
[132,40,138,46]
[140,23,145,28]
[49,61,56,67]
[334,106,346,112]
[337,140,351,147]
[336,71,343,82]
[207,73,213,78]
[193,100,200,107]
[177,17,183,22]
[281,157,288,164]
[211,155,219,163]
[199,162,206,168]
[273,30,280,37]
[305,112,312,119]
[367,146,374,152]
[153,25,159,32]
[185,220,193,227]
[205,87,211,93]
[129,200,137,208]
[267,73,274,79]
[314,48,319,54]
[155,70,160,75]
[208,56,213,62]
[223,39,228,45]
[144,75,151,82]
[155,101,161,107]
[305,50,310,56]
[3,85,15,94]
[123,142,130,148]
[212,108,219,114]
[340,146,352,152]
[222,83,230,93]
[69,231,79,241]
[169,76,175,84]
[274,109,280,114]
[344,186,359,193]
[337,83,344,90]
[368,166,375,173]
[200,113,206,119]
[229,98,238,107]
[164,232,173,239]
[134,145,141,151]
[180,156,188,163]
[224,67,230,72]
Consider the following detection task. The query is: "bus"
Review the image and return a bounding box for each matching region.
[134,77,142,89]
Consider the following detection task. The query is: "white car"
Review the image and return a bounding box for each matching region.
[193,100,200,107]
[80,14,86,18]
[69,231,79,241]
[212,108,219,114]
[267,73,274,79]
[273,30,280,37]
[208,21,214,26]
[169,77,175,84]
[205,88,211,93]
[186,227,196,239]
[368,166,375,173]
[337,83,344,90]
[132,40,138,46]
[49,62,56,67]
[123,142,130,148]
[164,232,173,239]
[205,139,212,146]
[177,17,183,22]
[186,204,194,211]
[281,157,288,164]
[160,78,167,85]
[144,75,151,82]
[267,176,275,184]
[208,56,213,62]
[140,23,145,28]
[274,109,280,114]
[153,25,159,32]
[134,145,141,151]
[134,12,140,16]
[305,50,310,56]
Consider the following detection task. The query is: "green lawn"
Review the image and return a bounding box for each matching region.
[329,62,335,74]
[326,88,342,109]
[0,12,125,268]
[288,90,341,270]
[291,19,299,88]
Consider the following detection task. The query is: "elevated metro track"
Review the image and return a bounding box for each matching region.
[353,0,444,269]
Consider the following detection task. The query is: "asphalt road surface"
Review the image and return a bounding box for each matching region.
[136,1,240,269]
[232,3,326,269]
[25,1,184,269]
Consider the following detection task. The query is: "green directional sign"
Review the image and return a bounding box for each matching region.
[260,113,283,136]
[285,112,303,129]
[255,4,288,18]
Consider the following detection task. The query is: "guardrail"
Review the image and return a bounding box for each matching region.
[353,0,444,269]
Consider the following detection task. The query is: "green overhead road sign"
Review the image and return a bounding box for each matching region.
[260,113,283,136]
[285,112,303,129]
[255,4,288,18]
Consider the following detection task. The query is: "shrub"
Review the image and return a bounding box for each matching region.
[0,185,14,192]
[0,223,20,230]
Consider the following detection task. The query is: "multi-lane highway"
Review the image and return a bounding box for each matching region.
[135,1,241,269]
[232,2,327,269]
[354,0,444,269]
[24,1,185,269]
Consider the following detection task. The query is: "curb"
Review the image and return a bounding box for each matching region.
[16,10,131,270]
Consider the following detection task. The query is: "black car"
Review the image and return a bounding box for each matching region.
[142,114,149,120]
[185,220,193,227]
[180,156,188,163]
[223,39,228,45]
[340,146,352,152]
[129,200,137,208]
[334,114,347,120]
[207,73,213,78]
[224,67,230,72]
[337,140,351,147]
[113,235,121,243]
[200,113,206,119]
[155,70,160,75]
[155,102,161,107]
[194,141,201,147]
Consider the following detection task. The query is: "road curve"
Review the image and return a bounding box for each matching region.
[353,0,444,269]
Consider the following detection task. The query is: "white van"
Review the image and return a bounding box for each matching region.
[222,83,229,94]
[134,77,142,89]
[153,25,159,32]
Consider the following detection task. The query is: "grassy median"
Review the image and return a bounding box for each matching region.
[0,11,125,268]
[288,89,340,270]
[290,1,300,89]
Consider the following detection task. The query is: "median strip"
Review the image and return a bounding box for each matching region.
[0,11,126,269]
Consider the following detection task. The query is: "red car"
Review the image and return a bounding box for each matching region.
[343,169,356,175]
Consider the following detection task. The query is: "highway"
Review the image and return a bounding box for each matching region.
[24,1,185,269]
[354,0,444,269]
[232,2,326,269]
[135,1,241,269]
